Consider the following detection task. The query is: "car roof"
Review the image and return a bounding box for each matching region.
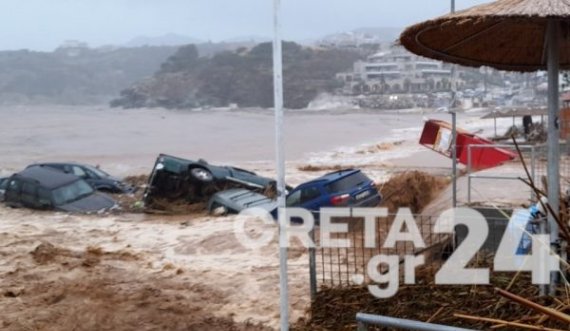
[296,169,360,188]
[156,154,202,173]
[13,166,79,189]
[30,162,83,167]
[318,169,359,181]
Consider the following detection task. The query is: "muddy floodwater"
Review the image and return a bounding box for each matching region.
[0,105,441,177]
[0,105,511,330]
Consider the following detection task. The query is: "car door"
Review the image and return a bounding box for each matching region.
[20,181,41,209]
[82,167,104,189]
[286,189,301,207]
[69,165,100,188]
[70,165,87,178]
[299,186,324,213]
[37,187,53,210]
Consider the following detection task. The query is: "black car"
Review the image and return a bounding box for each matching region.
[28,163,135,194]
[4,167,117,213]
[0,177,7,202]
[144,154,276,204]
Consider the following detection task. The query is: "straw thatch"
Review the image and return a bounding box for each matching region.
[400,0,570,72]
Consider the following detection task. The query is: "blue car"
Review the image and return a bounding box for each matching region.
[286,169,381,216]
[207,169,382,221]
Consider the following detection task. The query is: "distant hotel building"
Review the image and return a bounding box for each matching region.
[338,46,466,94]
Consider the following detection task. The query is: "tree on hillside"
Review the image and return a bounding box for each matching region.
[159,45,200,73]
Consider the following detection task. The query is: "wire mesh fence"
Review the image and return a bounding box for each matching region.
[465,142,570,206]
[532,143,570,193]
[310,211,512,292]
[311,214,450,289]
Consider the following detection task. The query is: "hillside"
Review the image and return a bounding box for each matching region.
[0,42,259,105]
[0,46,178,105]
[111,42,363,109]
[0,47,180,104]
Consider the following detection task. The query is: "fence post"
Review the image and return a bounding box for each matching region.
[531,145,536,202]
[309,227,317,301]
[467,145,472,204]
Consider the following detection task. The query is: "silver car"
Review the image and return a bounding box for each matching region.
[208,188,277,216]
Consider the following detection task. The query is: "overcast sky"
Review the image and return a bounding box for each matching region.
[0,0,491,51]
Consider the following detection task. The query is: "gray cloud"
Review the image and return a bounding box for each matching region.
[0,0,491,51]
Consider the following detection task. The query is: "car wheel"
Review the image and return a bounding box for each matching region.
[190,167,214,183]
[210,203,228,216]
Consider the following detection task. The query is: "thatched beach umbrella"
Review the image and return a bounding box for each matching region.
[400,0,568,292]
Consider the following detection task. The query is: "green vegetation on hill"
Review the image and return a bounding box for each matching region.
[111,42,362,109]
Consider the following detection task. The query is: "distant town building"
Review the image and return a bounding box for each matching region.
[55,40,89,57]
[337,46,466,95]
[318,32,382,50]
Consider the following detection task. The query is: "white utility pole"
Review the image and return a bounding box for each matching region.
[272,0,289,329]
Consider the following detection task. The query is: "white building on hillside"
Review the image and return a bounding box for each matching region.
[338,46,466,94]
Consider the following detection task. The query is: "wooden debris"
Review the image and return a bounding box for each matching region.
[496,288,570,324]
[454,313,566,331]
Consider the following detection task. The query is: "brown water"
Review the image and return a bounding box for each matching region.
[1,104,513,329]
[0,104,433,329]
[0,105,431,177]
[0,207,310,329]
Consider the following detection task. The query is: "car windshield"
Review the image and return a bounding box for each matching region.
[52,180,94,205]
[0,179,7,190]
[325,172,370,194]
[85,165,110,178]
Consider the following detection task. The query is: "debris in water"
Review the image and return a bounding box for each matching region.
[378,171,449,213]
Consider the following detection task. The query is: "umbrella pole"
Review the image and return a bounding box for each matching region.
[450,0,457,212]
[546,19,561,295]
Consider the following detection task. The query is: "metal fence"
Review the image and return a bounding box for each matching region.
[465,142,570,206]
[533,142,570,192]
[310,213,450,292]
[309,210,511,295]
[466,144,536,204]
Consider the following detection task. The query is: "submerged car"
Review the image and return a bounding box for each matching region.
[4,167,117,213]
[208,169,381,219]
[144,154,276,204]
[208,188,278,215]
[27,163,135,194]
[0,177,7,201]
[286,168,381,212]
